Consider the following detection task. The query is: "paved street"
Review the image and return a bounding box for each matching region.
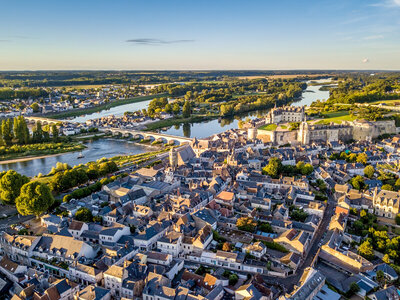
[0,213,34,231]
[262,193,336,293]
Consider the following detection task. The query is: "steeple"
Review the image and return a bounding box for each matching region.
[169,147,178,169]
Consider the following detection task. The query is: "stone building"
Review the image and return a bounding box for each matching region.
[373,188,400,218]
[265,106,305,124]
[352,119,396,141]
[297,122,353,145]
[257,119,396,146]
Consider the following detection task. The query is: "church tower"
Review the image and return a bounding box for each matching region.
[169,147,178,169]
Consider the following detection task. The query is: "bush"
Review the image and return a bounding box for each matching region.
[75,207,93,223]
[396,213,400,225]
[263,241,289,253]
[229,274,239,286]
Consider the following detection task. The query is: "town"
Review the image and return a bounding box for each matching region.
[2,0,400,297]
[2,103,400,299]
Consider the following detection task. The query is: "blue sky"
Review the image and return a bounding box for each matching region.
[1,0,400,70]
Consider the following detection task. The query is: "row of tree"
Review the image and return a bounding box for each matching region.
[49,161,118,193]
[0,117,59,146]
[143,98,192,119]
[262,158,313,179]
[0,170,54,217]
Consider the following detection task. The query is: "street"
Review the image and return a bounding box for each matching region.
[262,194,336,293]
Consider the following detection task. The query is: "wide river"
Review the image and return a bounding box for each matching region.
[0,139,150,177]
[1,81,330,177]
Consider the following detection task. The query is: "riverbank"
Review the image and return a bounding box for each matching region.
[0,153,67,164]
[45,93,167,120]
[0,142,85,163]
[144,114,218,131]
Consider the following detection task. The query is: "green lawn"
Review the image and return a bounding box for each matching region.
[258,124,278,131]
[315,111,356,124]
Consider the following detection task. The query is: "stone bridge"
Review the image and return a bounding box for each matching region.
[24,117,192,145]
[25,116,76,125]
[99,127,192,145]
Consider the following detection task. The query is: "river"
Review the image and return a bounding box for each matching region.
[0,139,150,177]
[292,79,332,107]
[159,80,331,138]
[1,80,330,176]
[68,99,153,123]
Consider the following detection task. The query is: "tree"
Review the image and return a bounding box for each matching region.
[51,124,59,142]
[350,175,365,190]
[364,165,375,179]
[348,153,357,163]
[182,101,191,118]
[382,184,394,191]
[236,217,257,232]
[356,153,368,165]
[353,220,364,231]
[31,102,40,113]
[172,103,180,115]
[349,282,360,296]
[263,157,282,178]
[75,207,93,223]
[395,213,400,225]
[164,103,172,114]
[301,163,313,175]
[222,242,231,252]
[376,270,385,286]
[16,181,54,218]
[12,116,29,145]
[358,240,374,260]
[290,207,309,222]
[383,254,390,264]
[0,170,29,204]
[259,222,273,233]
[229,274,239,286]
[32,121,43,143]
[1,118,14,146]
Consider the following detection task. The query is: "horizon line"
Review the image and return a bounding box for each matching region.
[0,68,399,72]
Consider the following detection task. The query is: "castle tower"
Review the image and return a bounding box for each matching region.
[248,127,257,141]
[169,147,178,169]
[298,121,310,145]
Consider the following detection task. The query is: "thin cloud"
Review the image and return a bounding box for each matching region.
[363,58,370,63]
[363,34,384,40]
[369,0,400,7]
[9,35,35,40]
[126,38,194,45]
[0,40,10,42]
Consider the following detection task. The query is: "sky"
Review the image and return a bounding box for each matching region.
[1,0,400,70]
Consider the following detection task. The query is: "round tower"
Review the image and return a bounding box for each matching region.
[298,121,310,145]
[169,147,178,169]
[248,127,257,141]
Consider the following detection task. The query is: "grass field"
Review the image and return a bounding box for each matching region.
[258,124,278,131]
[266,74,331,79]
[315,111,356,124]
[46,93,167,119]
[53,84,104,90]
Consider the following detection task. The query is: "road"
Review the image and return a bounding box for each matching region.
[262,193,336,293]
[0,213,34,231]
